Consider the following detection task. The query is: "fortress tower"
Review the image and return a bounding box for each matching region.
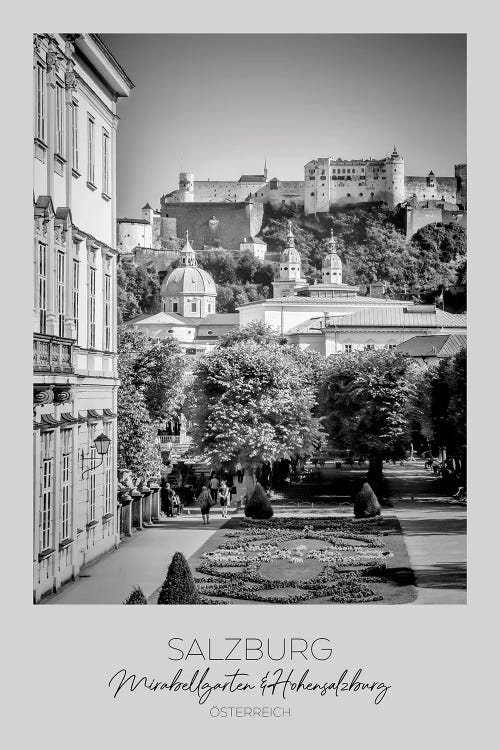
[385,147,405,207]
[178,172,194,202]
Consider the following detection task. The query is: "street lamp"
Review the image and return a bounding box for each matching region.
[81,433,111,478]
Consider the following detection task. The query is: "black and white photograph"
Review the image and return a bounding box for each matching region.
[32,31,467,606]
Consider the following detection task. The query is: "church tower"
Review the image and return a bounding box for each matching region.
[272,222,308,298]
[161,231,217,317]
[322,230,343,285]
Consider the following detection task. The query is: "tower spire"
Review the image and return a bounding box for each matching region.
[264,156,268,181]
[286,220,295,247]
[180,229,197,267]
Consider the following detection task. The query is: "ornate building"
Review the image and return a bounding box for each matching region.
[161,232,217,317]
[33,34,133,601]
[127,232,238,359]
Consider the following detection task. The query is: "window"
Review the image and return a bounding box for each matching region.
[387,343,396,350]
[191,302,197,313]
[55,84,64,156]
[89,267,96,348]
[87,116,95,185]
[41,458,53,551]
[57,251,65,337]
[71,102,79,172]
[207,330,214,335]
[344,344,352,353]
[72,259,79,339]
[310,192,315,197]
[104,273,111,351]
[36,64,46,141]
[104,450,112,515]
[173,302,178,313]
[309,176,315,181]
[38,243,47,334]
[61,452,71,541]
[102,129,110,196]
[359,193,364,197]
[365,344,375,351]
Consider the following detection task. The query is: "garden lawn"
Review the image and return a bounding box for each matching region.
[187,513,417,605]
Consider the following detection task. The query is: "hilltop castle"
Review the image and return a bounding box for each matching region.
[117,149,467,255]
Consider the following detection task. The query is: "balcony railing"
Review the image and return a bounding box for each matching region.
[33,333,74,374]
[159,434,183,444]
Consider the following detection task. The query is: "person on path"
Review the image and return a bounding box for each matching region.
[235,461,244,483]
[219,480,230,519]
[197,486,212,525]
[160,480,174,517]
[209,474,219,505]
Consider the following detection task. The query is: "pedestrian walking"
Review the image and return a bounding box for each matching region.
[235,461,244,483]
[197,486,212,525]
[219,480,230,519]
[209,474,219,505]
[160,480,174,517]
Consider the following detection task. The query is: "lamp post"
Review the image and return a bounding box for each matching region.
[81,433,111,479]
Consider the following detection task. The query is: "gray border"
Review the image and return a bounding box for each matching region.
[3,1,496,747]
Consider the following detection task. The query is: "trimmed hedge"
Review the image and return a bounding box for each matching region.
[354,482,382,519]
[158,551,200,604]
[123,586,147,604]
[244,482,274,520]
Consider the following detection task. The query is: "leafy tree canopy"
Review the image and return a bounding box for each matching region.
[318,350,421,463]
[188,338,325,469]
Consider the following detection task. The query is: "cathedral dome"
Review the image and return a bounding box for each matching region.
[161,266,217,297]
[161,231,217,318]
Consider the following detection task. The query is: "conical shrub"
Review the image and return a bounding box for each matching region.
[157,551,200,604]
[354,482,382,519]
[245,481,274,520]
[123,586,147,604]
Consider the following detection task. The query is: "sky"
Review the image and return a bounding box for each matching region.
[100,34,466,218]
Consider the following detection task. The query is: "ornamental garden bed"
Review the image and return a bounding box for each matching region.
[187,514,417,605]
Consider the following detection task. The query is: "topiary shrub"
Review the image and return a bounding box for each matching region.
[123,586,147,604]
[157,551,200,604]
[354,482,382,519]
[245,481,274,520]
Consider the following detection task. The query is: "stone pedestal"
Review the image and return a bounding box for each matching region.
[131,490,143,530]
[150,483,160,522]
[142,489,152,526]
[120,494,133,537]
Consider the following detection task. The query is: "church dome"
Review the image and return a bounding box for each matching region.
[281,246,301,264]
[322,231,342,270]
[161,266,217,297]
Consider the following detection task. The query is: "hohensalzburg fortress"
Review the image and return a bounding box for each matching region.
[163,148,467,214]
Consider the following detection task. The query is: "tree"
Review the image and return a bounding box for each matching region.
[318,350,421,481]
[417,347,466,473]
[118,328,185,424]
[218,321,287,347]
[116,259,161,323]
[117,328,186,482]
[157,552,200,604]
[197,249,237,285]
[187,339,325,478]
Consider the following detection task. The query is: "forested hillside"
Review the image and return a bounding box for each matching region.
[117,203,466,322]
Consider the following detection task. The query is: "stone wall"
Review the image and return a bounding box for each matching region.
[405,176,457,203]
[133,247,179,272]
[161,201,265,251]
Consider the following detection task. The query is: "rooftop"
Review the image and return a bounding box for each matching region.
[323,308,467,329]
[396,334,467,357]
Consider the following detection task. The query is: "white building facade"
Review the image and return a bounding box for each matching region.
[33,33,133,601]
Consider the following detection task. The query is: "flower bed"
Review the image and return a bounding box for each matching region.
[192,516,400,604]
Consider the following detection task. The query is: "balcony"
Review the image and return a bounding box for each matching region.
[33,333,74,374]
